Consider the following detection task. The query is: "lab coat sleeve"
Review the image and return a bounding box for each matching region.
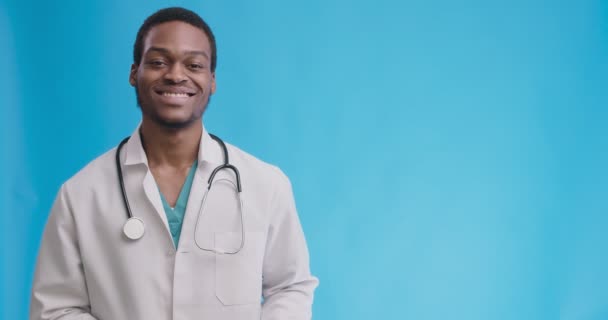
[30,184,98,320]
[261,168,319,320]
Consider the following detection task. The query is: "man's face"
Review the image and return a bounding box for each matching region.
[130,21,216,129]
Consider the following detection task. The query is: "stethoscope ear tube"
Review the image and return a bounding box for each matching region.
[208,164,242,192]
[193,181,245,255]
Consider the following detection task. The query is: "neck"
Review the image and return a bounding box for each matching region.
[140,117,201,169]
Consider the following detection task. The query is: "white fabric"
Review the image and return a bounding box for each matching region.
[30,126,318,320]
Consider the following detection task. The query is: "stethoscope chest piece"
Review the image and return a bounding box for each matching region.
[123,217,145,240]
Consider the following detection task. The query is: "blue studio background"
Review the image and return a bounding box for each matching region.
[1,0,607,319]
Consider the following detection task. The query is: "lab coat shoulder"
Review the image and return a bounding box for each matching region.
[222,141,292,212]
[63,147,117,194]
[59,147,120,228]
[223,142,289,190]
[221,140,305,236]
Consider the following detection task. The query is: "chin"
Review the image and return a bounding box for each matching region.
[140,107,196,129]
[146,106,196,126]
[155,116,199,129]
[138,99,206,130]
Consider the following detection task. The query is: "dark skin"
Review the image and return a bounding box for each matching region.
[129,21,216,207]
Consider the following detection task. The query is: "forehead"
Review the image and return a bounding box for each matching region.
[143,21,211,54]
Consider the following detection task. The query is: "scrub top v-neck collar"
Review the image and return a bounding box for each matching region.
[159,160,199,248]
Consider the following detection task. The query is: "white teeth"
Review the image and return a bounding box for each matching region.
[162,92,189,97]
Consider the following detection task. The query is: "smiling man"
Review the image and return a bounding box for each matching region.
[30,7,318,320]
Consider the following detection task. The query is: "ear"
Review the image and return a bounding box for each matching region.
[210,72,216,95]
[129,64,138,87]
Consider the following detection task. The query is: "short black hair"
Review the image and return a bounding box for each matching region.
[133,7,217,72]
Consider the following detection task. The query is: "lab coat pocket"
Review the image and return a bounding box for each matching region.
[214,231,265,306]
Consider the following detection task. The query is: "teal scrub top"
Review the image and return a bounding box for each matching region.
[159,160,198,248]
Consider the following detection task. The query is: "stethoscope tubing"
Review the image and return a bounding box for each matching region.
[115,133,245,254]
[116,137,134,219]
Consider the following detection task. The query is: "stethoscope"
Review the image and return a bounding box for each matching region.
[115,134,245,254]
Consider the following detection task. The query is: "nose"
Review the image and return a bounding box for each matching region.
[163,63,187,84]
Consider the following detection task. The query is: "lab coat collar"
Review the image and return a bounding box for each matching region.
[123,124,224,167]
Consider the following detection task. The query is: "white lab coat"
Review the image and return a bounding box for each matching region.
[30,126,318,320]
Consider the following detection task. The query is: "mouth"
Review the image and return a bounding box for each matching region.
[153,89,197,106]
[155,90,196,97]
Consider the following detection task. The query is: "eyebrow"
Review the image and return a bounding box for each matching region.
[146,47,209,59]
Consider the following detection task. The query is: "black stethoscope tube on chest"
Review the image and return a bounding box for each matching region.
[115,134,245,254]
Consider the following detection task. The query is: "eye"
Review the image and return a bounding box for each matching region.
[189,63,204,70]
[147,60,166,67]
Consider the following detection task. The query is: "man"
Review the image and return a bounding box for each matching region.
[30,7,318,320]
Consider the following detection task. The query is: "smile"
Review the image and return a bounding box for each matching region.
[154,90,196,98]
[162,92,191,97]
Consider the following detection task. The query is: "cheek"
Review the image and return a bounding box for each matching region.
[195,75,214,91]
[136,69,160,87]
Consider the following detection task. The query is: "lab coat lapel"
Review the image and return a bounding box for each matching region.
[178,127,224,251]
[178,163,210,251]
[142,170,172,238]
[123,125,173,241]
